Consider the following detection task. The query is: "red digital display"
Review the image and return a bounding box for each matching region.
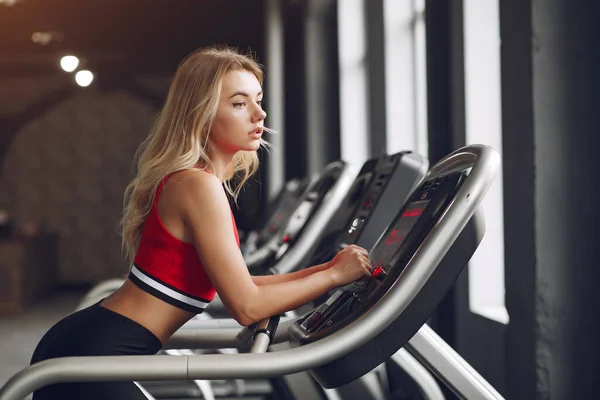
[401,206,425,218]
[373,200,430,264]
[385,229,404,245]
[384,205,425,245]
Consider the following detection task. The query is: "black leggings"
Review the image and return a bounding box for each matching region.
[30,300,162,400]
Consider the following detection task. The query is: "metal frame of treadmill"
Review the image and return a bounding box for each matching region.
[0,145,504,400]
[243,160,358,270]
[168,316,445,400]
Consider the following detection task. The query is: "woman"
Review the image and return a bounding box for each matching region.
[30,46,372,399]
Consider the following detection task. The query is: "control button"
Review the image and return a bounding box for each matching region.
[372,266,387,281]
[348,218,364,235]
[282,235,290,243]
[422,179,435,191]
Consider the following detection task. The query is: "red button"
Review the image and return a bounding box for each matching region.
[283,235,290,243]
[372,266,384,279]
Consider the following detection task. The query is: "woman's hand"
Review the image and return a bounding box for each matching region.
[327,245,373,286]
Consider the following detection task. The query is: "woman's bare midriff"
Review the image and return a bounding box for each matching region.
[100,279,195,344]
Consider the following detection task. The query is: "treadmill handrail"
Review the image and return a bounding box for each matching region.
[390,348,445,400]
[0,145,500,400]
[406,324,504,400]
[177,314,297,331]
[156,316,300,350]
[270,162,358,274]
[244,173,319,268]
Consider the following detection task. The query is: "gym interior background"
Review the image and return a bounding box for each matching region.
[0,0,598,399]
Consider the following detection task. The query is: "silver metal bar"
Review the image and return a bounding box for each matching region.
[163,349,216,400]
[249,334,272,353]
[164,317,297,350]
[0,145,500,400]
[249,317,277,353]
[405,324,504,400]
[332,368,388,400]
[265,0,286,200]
[133,381,157,400]
[0,356,187,400]
[390,348,445,400]
[162,329,246,350]
[244,237,280,268]
[179,314,296,330]
[180,317,242,330]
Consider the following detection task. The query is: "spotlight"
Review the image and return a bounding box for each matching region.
[0,0,21,6]
[32,31,64,45]
[60,55,79,72]
[75,70,94,87]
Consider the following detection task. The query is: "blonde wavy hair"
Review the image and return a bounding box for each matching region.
[121,46,269,263]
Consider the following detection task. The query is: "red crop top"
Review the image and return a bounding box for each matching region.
[128,170,240,314]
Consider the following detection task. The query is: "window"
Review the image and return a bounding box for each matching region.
[338,0,369,165]
[383,0,428,156]
[463,0,508,324]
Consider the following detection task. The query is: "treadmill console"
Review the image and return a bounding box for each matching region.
[291,172,463,340]
[288,169,484,388]
[255,179,311,247]
[270,166,343,261]
[243,178,312,257]
[309,151,427,268]
[337,153,404,247]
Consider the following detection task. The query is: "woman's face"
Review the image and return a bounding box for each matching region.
[210,69,267,154]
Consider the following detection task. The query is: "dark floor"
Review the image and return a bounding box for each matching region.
[0,288,86,399]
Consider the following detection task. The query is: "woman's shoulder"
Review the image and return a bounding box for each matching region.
[161,168,226,208]
[166,168,219,186]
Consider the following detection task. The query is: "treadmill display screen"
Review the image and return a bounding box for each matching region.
[369,200,429,270]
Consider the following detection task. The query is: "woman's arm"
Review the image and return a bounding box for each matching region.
[177,171,371,326]
[251,262,331,286]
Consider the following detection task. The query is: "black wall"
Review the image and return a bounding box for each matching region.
[500,0,537,398]
[503,0,600,398]
[283,1,309,181]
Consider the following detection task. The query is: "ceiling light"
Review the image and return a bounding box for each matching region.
[32,31,64,45]
[60,55,79,72]
[0,0,21,6]
[75,70,94,87]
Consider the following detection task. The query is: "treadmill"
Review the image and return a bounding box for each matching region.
[1,145,504,400]
[243,159,357,273]
[241,177,312,258]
